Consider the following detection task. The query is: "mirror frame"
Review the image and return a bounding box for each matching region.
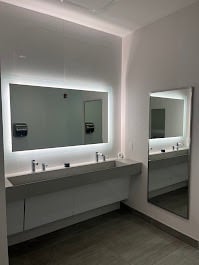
[147,87,194,219]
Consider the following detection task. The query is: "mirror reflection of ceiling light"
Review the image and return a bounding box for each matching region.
[18,55,27,59]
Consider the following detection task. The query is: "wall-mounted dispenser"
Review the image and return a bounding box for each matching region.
[85,122,95,134]
[13,123,28,137]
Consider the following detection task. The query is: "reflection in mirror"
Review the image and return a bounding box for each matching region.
[150,97,184,138]
[148,87,193,219]
[10,84,108,151]
[84,100,102,145]
[150,108,165,138]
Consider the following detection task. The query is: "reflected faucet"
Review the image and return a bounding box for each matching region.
[42,163,48,171]
[175,142,184,151]
[32,160,39,172]
[96,152,106,162]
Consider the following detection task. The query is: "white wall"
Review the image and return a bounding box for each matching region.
[0,78,9,264]
[0,190,9,265]
[0,2,122,175]
[124,1,199,241]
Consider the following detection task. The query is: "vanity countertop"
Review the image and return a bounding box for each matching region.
[5,158,132,179]
[5,158,119,188]
[5,159,142,202]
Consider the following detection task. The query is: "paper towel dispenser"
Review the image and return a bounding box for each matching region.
[85,122,95,134]
[13,123,28,137]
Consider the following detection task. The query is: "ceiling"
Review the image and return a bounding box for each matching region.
[0,0,199,36]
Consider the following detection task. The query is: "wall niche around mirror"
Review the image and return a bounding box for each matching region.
[148,87,193,219]
[10,84,108,152]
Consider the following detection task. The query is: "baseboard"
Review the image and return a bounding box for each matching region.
[8,202,120,246]
[121,203,199,248]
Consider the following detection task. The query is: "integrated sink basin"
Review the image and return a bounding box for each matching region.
[8,160,135,186]
[6,159,141,202]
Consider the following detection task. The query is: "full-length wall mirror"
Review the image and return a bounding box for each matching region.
[148,87,193,219]
[10,84,108,151]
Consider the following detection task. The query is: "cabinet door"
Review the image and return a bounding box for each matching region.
[7,200,24,236]
[24,189,74,230]
[74,177,130,215]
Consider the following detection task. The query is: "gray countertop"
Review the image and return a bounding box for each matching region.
[6,159,142,203]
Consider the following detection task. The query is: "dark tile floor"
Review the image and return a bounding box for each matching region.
[9,208,199,265]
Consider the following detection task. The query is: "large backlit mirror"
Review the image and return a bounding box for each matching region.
[148,87,193,219]
[10,84,108,151]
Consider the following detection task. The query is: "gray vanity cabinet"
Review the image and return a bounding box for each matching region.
[74,177,130,215]
[6,178,129,235]
[24,189,75,230]
[24,177,130,230]
[7,200,24,236]
[6,160,141,238]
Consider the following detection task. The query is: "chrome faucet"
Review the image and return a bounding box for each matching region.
[42,163,48,171]
[32,160,39,172]
[96,152,106,162]
[176,142,184,150]
[173,142,184,151]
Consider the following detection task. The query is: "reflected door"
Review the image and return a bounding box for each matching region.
[84,100,102,145]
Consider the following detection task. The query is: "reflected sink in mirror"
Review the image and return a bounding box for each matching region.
[149,148,189,161]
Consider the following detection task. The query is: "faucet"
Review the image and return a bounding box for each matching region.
[42,163,48,171]
[173,142,184,151]
[32,160,39,172]
[96,152,106,162]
